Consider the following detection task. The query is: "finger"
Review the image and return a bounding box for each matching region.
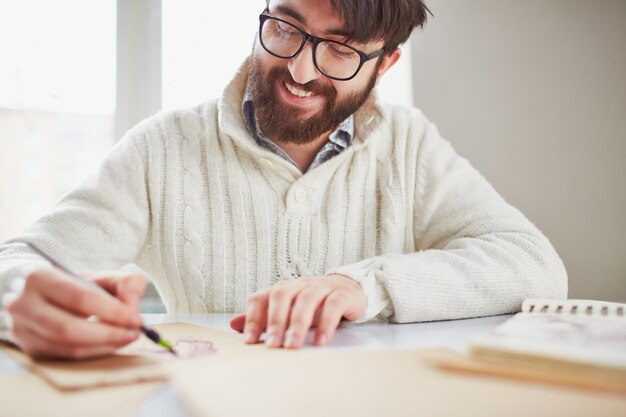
[311,306,323,327]
[242,289,270,344]
[229,314,246,333]
[314,291,350,346]
[27,269,142,328]
[94,274,147,311]
[14,324,123,360]
[284,286,332,349]
[265,282,306,348]
[19,294,140,347]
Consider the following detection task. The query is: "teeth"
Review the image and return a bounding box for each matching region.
[285,82,314,98]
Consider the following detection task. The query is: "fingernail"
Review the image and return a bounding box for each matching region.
[284,332,295,348]
[244,332,255,343]
[317,334,328,346]
[265,334,278,347]
[125,330,139,341]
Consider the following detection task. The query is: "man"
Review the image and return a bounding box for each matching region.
[0,0,567,359]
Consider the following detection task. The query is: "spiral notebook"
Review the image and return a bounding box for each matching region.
[468,298,626,391]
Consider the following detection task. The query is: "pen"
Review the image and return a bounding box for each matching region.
[25,241,177,356]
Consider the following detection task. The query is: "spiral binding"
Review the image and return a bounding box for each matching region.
[524,299,624,317]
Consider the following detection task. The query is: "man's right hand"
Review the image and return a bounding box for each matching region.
[6,267,146,359]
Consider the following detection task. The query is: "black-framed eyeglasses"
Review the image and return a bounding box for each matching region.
[258,12,385,81]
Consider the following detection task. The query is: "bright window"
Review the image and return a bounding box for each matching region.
[162,1,259,110]
[0,0,117,240]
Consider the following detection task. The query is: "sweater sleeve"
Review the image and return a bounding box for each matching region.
[328,122,568,323]
[0,122,151,332]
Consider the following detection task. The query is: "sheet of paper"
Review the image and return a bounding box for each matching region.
[471,313,626,369]
[2,322,245,390]
[172,349,626,417]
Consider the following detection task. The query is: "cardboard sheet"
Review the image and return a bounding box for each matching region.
[0,373,162,417]
[2,322,244,390]
[422,348,626,394]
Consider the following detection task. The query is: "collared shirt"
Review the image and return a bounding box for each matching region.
[242,79,354,173]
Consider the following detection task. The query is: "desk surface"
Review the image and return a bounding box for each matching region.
[144,313,511,351]
[3,314,625,417]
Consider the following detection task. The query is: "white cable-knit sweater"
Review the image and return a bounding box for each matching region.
[0,59,567,324]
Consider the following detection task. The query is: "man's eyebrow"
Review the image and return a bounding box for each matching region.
[271,5,349,38]
[272,5,305,24]
[325,28,350,38]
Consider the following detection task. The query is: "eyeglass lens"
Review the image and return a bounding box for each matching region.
[261,17,362,80]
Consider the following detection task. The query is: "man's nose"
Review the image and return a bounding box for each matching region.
[287,42,322,85]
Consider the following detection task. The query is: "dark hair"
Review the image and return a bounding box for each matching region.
[330,0,432,54]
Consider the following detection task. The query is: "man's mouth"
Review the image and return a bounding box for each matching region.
[284,81,316,98]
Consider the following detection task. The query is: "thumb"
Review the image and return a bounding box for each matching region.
[94,274,146,310]
[118,275,147,310]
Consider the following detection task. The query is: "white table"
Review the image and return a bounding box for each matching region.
[143,313,510,351]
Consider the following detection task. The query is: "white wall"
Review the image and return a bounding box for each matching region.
[410,0,626,301]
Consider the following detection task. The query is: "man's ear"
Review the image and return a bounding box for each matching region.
[375,48,402,84]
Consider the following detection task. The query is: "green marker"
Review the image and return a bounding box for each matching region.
[26,241,178,356]
[141,326,177,356]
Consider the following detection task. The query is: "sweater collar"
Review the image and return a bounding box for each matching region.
[217,57,385,151]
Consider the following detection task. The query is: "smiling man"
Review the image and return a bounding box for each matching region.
[0,0,567,358]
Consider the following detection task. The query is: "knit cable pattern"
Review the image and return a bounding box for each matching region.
[180,111,208,312]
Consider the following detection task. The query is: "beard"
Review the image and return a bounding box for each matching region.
[249,54,379,144]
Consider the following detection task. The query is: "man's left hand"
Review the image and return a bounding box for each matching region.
[229,274,366,349]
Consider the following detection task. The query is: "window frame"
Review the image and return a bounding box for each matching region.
[115,0,162,141]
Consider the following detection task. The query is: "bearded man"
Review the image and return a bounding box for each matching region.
[0,0,566,359]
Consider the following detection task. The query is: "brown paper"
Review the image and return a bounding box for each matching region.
[2,322,244,390]
[0,373,162,417]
